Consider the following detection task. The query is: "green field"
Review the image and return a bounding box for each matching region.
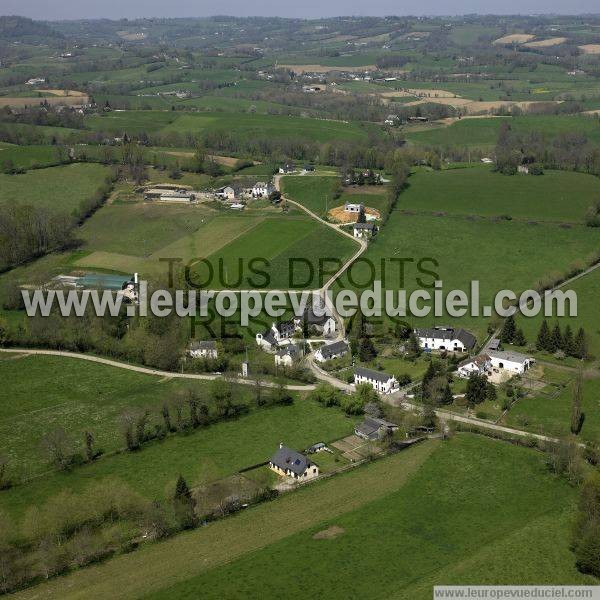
[399,168,600,223]
[281,176,340,216]
[15,435,594,599]
[0,163,112,215]
[515,266,600,359]
[86,111,374,143]
[0,354,355,519]
[406,114,600,148]
[504,370,600,443]
[335,210,600,340]
[0,354,221,479]
[0,143,59,169]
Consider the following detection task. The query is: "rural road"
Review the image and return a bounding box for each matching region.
[0,348,316,391]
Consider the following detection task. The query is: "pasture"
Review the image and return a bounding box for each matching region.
[514,265,600,359]
[0,363,354,520]
[0,143,59,169]
[86,111,373,143]
[0,163,112,215]
[334,210,600,339]
[398,168,600,223]
[504,370,600,443]
[17,435,592,599]
[406,114,600,148]
[281,175,340,216]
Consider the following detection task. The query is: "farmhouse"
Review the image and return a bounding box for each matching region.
[256,320,296,351]
[294,305,336,336]
[488,350,534,375]
[344,202,364,213]
[251,181,275,197]
[314,340,350,362]
[457,353,491,378]
[354,367,399,394]
[355,416,399,441]
[269,444,319,480]
[275,344,301,367]
[303,164,315,172]
[518,165,530,174]
[353,222,376,238]
[188,340,218,360]
[414,326,477,353]
[25,77,46,85]
[215,185,237,201]
[278,162,296,174]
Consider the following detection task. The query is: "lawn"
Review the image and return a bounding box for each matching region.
[398,168,600,223]
[0,163,112,215]
[18,435,592,599]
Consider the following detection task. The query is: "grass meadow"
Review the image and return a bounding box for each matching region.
[0,163,112,214]
[14,435,593,599]
[86,111,374,143]
[0,353,356,519]
[334,210,600,341]
[398,168,600,223]
[406,114,600,148]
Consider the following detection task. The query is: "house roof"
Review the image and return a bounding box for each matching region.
[414,326,477,349]
[458,353,490,368]
[260,329,278,346]
[295,304,333,326]
[488,350,532,365]
[355,416,397,438]
[270,446,312,476]
[353,222,375,230]
[320,340,349,359]
[355,366,394,383]
[189,340,217,351]
[276,344,299,358]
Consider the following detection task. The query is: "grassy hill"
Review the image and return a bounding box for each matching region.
[13,435,594,599]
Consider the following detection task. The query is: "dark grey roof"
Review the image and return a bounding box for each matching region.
[355,416,397,439]
[276,344,299,358]
[190,340,216,351]
[414,326,476,349]
[270,446,312,476]
[355,366,394,383]
[296,305,333,326]
[454,328,477,349]
[353,222,375,230]
[261,329,277,345]
[320,340,349,359]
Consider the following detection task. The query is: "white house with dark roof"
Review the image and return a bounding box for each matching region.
[274,344,301,367]
[278,162,296,174]
[354,367,399,394]
[315,340,349,363]
[488,350,534,375]
[353,222,376,239]
[269,444,319,480]
[215,185,237,201]
[457,353,491,378]
[256,320,296,351]
[293,304,336,336]
[414,326,477,353]
[188,340,218,359]
[344,202,364,213]
[251,181,275,197]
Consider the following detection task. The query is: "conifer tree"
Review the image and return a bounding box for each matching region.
[500,315,516,344]
[537,320,551,351]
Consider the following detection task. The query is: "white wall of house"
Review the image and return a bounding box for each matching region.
[354,374,398,394]
[268,462,319,480]
[489,355,532,375]
[189,348,217,359]
[417,336,466,352]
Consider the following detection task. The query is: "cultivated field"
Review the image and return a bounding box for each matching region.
[523,37,567,48]
[493,34,536,45]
